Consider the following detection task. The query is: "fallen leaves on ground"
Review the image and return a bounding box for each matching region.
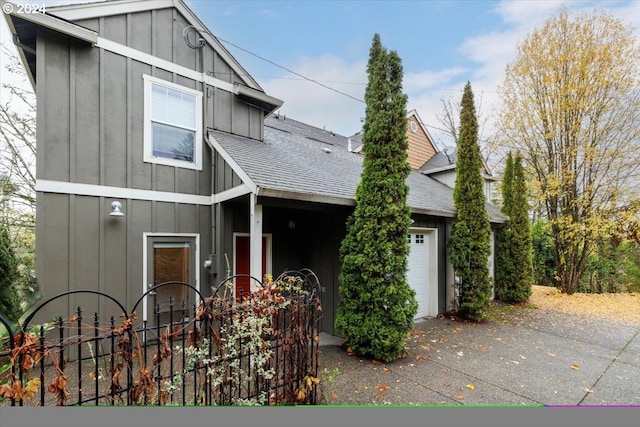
[466,383,475,390]
[376,384,390,399]
[529,285,640,324]
[571,364,580,371]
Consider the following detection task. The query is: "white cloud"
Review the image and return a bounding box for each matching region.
[261,55,367,136]
[493,0,568,24]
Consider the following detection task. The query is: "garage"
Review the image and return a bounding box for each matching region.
[407,229,438,319]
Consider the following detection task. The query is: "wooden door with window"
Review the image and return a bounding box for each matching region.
[147,236,196,326]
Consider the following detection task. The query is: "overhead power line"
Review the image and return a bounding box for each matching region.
[213,36,493,144]
[217,37,365,104]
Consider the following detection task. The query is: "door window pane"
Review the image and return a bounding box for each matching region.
[153,242,190,310]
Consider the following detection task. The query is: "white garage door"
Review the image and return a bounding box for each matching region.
[407,232,429,319]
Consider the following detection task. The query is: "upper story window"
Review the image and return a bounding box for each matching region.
[143,75,203,170]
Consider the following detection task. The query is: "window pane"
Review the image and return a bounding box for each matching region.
[153,242,190,310]
[151,82,196,129]
[151,122,195,162]
[153,242,190,284]
[151,84,169,123]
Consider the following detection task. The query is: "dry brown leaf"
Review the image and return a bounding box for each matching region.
[529,285,640,324]
[455,394,464,400]
[571,364,580,371]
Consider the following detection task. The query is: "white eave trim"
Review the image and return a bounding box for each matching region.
[257,187,355,207]
[410,206,456,218]
[97,37,235,92]
[47,0,174,20]
[36,179,213,205]
[212,184,252,204]
[2,1,98,45]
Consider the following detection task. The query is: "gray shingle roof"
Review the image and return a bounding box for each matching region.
[420,150,457,172]
[209,115,505,222]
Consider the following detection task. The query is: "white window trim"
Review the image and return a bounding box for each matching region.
[142,232,200,322]
[143,75,203,171]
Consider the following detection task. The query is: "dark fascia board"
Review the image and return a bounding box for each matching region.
[47,0,264,92]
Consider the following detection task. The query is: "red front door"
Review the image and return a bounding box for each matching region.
[235,235,268,300]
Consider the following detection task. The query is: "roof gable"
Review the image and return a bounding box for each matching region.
[46,0,261,91]
[406,109,439,169]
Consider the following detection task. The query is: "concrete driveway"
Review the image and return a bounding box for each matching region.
[318,305,640,406]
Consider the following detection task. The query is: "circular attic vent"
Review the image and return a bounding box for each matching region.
[410,120,418,133]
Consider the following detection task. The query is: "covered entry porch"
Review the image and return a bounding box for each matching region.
[214,195,350,335]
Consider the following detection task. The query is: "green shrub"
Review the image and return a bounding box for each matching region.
[449,82,492,321]
[581,239,640,293]
[531,219,556,287]
[335,34,417,363]
[0,222,21,322]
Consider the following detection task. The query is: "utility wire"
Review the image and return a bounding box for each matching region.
[217,37,365,104]
[214,36,495,144]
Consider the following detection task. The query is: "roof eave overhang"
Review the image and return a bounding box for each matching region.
[257,188,354,207]
[3,2,98,45]
[420,165,456,175]
[2,1,99,90]
[235,84,283,116]
[410,207,456,218]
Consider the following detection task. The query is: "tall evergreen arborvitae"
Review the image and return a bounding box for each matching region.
[449,82,492,322]
[496,152,534,303]
[501,152,515,218]
[509,153,534,301]
[0,221,21,322]
[495,152,515,301]
[335,34,417,363]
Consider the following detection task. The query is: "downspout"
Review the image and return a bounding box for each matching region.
[201,42,219,291]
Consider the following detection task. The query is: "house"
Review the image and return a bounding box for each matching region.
[3,0,505,336]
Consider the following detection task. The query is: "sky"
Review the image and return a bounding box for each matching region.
[2,0,640,153]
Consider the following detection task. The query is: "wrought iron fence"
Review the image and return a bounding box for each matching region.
[0,269,321,406]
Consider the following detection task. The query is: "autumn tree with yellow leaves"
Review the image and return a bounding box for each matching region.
[498,9,640,294]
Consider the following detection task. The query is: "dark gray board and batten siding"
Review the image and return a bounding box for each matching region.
[34,7,265,321]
